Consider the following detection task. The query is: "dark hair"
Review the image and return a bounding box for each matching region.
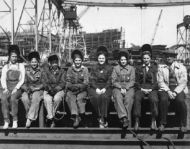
[71,49,83,61]
[48,54,59,63]
[28,51,40,62]
[118,51,129,60]
[141,44,152,58]
[97,46,108,58]
[7,44,21,63]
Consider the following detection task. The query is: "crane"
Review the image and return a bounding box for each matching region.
[151,9,163,45]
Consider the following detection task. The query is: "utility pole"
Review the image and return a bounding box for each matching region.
[11,0,14,44]
[35,0,38,51]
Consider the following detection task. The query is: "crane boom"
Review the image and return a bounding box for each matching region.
[151,9,163,45]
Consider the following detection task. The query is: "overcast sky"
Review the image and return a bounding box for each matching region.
[1,0,190,47]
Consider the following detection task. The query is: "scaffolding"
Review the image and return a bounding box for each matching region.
[177,15,190,62]
[83,28,125,60]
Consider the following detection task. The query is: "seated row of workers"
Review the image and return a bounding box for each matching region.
[0,44,188,135]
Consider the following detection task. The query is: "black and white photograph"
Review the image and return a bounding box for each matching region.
[0,0,190,149]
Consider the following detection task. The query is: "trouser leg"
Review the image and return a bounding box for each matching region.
[53,90,64,116]
[89,88,101,117]
[27,91,43,120]
[21,92,30,116]
[123,88,134,123]
[66,91,78,115]
[148,90,159,119]
[148,91,158,119]
[158,91,169,125]
[174,91,187,127]
[112,88,127,119]
[10,89,22,121]
[133,90,144,119]
[1,93,10,123]
[43,91,53,119]
[99,88,111,118]
[76,91,87,114]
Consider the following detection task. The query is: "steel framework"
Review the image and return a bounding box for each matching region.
[177,15,190,62]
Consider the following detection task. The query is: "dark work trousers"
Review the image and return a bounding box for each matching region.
[158,91,187,127]
[88,88,112,119]
[1,89,22,122]
[133,90,158,119]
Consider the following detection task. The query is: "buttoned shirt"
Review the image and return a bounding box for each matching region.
[23,66,43,91]
[90,63,113,89]
[157,62,188,94]
[42,66,66,93]
[66,65,89,92]
[111,64,135,90]
[135,63,158,90]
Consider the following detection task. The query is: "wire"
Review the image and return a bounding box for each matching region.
[162,136,176,149]
[128,129,154,149]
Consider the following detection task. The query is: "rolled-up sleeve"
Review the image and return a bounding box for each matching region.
[125,66,135,90]
[1,65,8,89]
[111,67,122,89]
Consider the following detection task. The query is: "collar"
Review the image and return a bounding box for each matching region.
[29,66,40,74]
[119,64,129,71]
[170,61,180,70]
[142,63,151,67]
[8,62,19,66]
[72,64,84,72]
[50,66,60,73]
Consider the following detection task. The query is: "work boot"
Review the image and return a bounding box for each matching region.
[158,124,165,132]
[25,119,32,128]
[79,113,87,127]
[180,126,187,133]
[73,115,81,129]
[122,117,130,128]
[150,119,157,130]
[12,120,18,129]
[46,118,55,128]
[134,118,139,131]
[3,121,9,129]
[99,118,108,128]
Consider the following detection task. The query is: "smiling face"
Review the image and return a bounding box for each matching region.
[143,54,151,65]
[30,58,39,69]
[10,52,18,64]
[120,56,127,67]
[98,54,106,65]
[74,57,82,68]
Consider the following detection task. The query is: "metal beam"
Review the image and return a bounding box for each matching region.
[62,0,190,7]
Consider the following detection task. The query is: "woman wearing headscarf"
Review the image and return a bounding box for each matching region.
[111,50,135,129]
[133,44,158,131]
[88,46,113,128]
[21,51,44,128]
[66,49,89,128]
[43,54,66,127]
[1,45,25,129]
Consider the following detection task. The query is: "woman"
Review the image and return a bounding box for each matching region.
[66,49,89,128]
[133,44,158,131]
[43,54,66,127]
[1,45,25,129]
[21,51,44,128]
[88,46,113,128]
[111,50,135,128]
